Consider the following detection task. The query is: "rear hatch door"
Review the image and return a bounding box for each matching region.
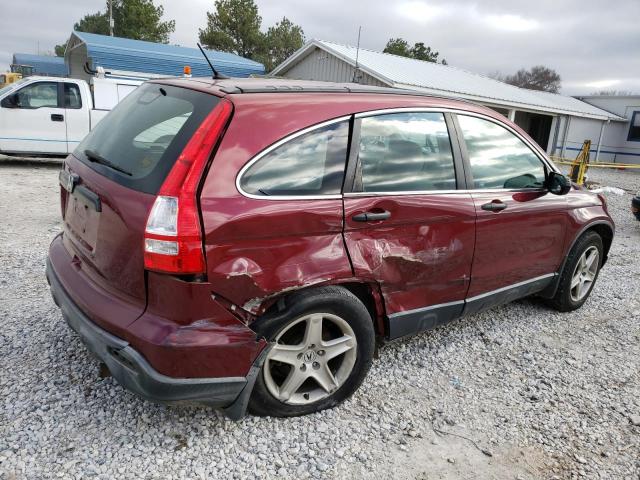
[60,83,220,329]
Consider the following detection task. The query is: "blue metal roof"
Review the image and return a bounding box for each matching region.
[12,53,68,77]
[70,31,264,78]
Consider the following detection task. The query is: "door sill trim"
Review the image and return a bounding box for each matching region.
[386,273,557,340]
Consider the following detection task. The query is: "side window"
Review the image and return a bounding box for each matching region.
[357,112,456,192]
[628,111,640,142]
[240,121,349,196]
[64,83,82,109]
[457,115,546,189]
[14,82,59,109]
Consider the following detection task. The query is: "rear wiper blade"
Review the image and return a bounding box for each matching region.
[84,149,132,176]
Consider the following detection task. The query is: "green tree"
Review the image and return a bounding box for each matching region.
[410,42,443,63]
[55,0,175,56]
[383,38,446,64]
[383,38,411,57]
[198,0,264,59]
[260,17,305,71]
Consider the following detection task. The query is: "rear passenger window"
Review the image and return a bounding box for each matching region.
[64,84,82,109]
[357,112,456,192]
[457,115,546,189]
[240,121,349,196]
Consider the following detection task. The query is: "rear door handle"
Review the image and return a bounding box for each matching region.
[352,210,391,222]
[481,201,507,212]
[51,114,64,122]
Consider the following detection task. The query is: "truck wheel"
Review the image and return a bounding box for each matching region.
[248,286,375,417]
[547,231,603,312]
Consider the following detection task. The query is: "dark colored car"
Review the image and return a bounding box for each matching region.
[46,78,614,418]
[632,194,640,220]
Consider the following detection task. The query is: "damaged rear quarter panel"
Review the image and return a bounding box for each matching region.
[199,96,357,315]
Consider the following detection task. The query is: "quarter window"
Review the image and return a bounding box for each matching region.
[240,121,349,196]
[357,112,456,192]
[458,115,546,189]
[628,111,640,142]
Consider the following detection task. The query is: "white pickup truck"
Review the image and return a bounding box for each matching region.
[0,75,141,155]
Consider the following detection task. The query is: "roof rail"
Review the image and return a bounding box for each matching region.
[216,82,482,108]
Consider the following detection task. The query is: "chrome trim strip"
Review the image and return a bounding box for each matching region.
[235,115,352,201]
[465,273,557,303]
[235,107,557,202]
[388,273,557,320]
[388,299,465,319]
[343,187,546,197]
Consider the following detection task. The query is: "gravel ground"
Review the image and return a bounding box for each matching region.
[0,164,638,480]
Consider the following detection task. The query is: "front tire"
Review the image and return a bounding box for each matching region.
[248,286,375,417]
[547,231,603,312]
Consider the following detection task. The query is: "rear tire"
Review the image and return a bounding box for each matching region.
[547,231,603,312]
[248,286,375,417]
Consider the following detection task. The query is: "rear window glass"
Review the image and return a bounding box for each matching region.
[75,83,219,194]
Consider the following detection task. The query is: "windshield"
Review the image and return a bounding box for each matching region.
[75,83,220,194]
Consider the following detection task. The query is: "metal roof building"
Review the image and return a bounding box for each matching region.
[65,31,264,83]
[272,40,625,158]
[12,53,68,77]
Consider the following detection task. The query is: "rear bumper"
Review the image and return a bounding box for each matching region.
[46,257,267,418]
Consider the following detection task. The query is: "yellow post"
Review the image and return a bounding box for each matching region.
[569,140,591,185]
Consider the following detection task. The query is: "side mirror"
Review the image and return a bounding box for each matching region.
[0,94,17,108]
[546,171,571,195]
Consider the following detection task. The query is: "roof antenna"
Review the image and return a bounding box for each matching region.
[352,26,362,83]
[197,43,229,80]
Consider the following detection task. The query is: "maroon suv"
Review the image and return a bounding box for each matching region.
[46,78,614,418]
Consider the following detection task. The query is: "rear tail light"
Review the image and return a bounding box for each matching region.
[144,99,232,274]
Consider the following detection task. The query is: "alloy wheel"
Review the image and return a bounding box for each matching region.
[263,313,357,405]
[570,246,599,302]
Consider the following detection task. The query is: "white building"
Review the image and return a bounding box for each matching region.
[570,95,640,164]
[272,40,631,162]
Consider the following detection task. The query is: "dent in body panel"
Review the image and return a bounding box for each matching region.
[207,233,352,315]
[343,195,476,316]
[347,234,464,287]
[125,271,267,378]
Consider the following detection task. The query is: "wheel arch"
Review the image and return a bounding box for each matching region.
[539,220,614,299]
[256,281,387,338]
[588,222,613,264]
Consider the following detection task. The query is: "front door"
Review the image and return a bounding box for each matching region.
[343,111,476,339]
[0,81,67,154]
[454,113,568,314]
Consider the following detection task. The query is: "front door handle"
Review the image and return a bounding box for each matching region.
[352,210,391,222]
[481,200,507,212]
[51,114,64,122]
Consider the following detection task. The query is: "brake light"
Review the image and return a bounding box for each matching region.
[144,99,232,274]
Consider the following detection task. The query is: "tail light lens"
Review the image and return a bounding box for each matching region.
[144,99,232,274]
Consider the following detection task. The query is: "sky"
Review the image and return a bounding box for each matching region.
[1,0,638,95]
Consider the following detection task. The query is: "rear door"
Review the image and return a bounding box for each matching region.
[454,113,568,312]
[0,80,67,154]
[60,83,220,328]
[343,110,476,339]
